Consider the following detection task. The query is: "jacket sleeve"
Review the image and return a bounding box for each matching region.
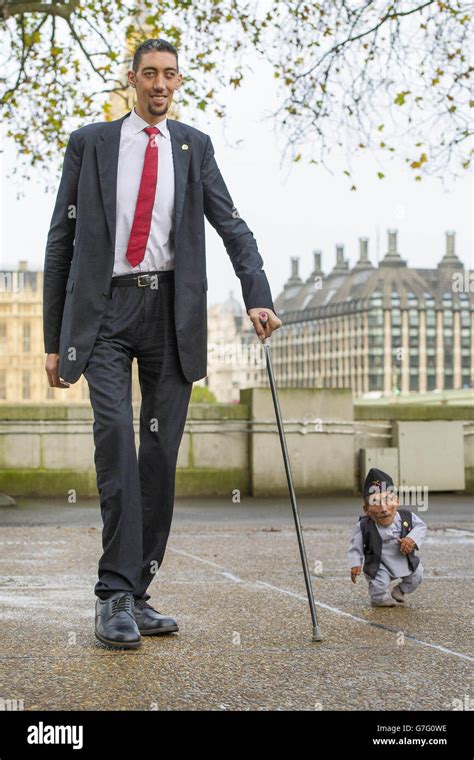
[347,521,364,568]
[201,135,277,316]
[408,512,427,549]
[43,130,82,353]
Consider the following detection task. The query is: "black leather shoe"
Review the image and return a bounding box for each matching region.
[133,598,179,635]
[95,592,141,649]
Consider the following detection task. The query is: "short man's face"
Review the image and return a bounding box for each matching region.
[128,51,182,118]
[363,491,399,526]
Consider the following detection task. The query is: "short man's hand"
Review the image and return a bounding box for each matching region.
[351,566,362,583]
[398,536,416,555]
[247,308,282,340]
[45,353,70,389]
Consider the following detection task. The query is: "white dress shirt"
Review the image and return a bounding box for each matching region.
[113,106,175,276]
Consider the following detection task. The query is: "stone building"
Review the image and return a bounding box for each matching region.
[2,230,471,403]
[244,230,473,396]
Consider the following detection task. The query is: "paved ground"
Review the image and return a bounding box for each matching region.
[0,495,472,711]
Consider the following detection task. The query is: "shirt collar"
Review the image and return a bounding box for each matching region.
[128,106,169,138]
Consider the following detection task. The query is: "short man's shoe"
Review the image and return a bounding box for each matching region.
[391,584,406,603]
[95,591,141,649]
[371,597,402,607]
[133,598,179,635]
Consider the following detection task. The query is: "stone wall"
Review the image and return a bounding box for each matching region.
[0,391,472,497]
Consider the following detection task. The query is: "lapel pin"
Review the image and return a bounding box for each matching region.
[181,143,189,150]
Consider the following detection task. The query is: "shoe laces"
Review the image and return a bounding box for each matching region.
[110,594,133,616]
[134,598,154,611]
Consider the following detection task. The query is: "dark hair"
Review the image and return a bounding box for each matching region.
[133,39,179,73]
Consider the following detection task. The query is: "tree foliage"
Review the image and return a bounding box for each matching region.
[1,0,472,186]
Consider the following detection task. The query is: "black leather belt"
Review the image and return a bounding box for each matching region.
[111,270,174,287]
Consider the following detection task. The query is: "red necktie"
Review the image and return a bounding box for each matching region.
[126,126,159,268]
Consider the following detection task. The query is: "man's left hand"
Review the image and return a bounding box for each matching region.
[398,537,416,555]
[247,308,282,340]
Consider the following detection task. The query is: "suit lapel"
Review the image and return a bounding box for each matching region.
[167,118,192,238]
[96,111,192,249]
[96,112,130,248]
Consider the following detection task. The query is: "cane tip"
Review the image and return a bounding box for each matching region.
[312,626,324,642]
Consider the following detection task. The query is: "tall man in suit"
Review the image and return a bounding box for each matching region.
[43,38,281,649]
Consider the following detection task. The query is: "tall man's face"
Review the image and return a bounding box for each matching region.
[128,50,182,122]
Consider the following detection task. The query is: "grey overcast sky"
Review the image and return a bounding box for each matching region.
[1,55,472,311]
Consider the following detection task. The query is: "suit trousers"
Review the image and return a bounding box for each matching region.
[83,270,193,601]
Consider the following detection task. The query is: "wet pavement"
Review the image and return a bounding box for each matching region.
[0,495,472,711]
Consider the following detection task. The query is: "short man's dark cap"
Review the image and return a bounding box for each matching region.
[362,468,394,498]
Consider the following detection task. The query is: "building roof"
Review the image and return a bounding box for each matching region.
[275,231,472,320]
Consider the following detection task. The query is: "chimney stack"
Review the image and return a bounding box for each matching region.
[438,230,463,270]
[353,237,374,271]
[380,229,407,267]
[332,244,349,272]
[285,256,303,287]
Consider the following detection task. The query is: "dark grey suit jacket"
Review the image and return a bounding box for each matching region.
[43,111,276,383]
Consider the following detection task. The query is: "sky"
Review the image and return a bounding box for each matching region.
[1,54,472,312]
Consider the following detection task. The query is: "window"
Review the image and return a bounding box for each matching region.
[0,323,6,355]
[368,331,384,347]
[369,354,384,368]
[22,371,30,400]
[369,374,383,391]
[368,309,383,327]
[370,292,383,307]
[23,322,31,353]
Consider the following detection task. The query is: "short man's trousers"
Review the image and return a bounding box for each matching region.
[365,563,424,603]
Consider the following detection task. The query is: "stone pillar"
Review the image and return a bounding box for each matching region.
[288,326,294,386]
[341,318,346,389]
[418,310,427,393]
[436,310,444,390]
[303,323,309,388]
[356,315,363,395]
[345,316,351,389]
[319,320,326,387]
[349,316,356,392]
[471,312,474,388]
[383,310,392,395]
[401,310,409,394]
[363,312,369,394]
[453,310,462,389]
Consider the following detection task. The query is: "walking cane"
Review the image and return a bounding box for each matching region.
[258,311,323,642]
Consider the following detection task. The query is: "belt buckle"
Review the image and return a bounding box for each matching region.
[137,274,151,287]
